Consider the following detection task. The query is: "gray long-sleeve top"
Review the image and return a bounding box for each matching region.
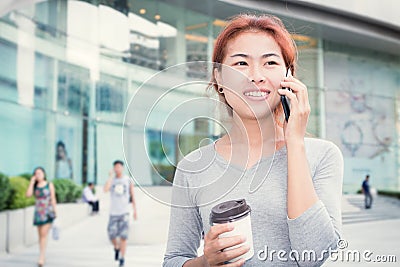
[163,138,343,266]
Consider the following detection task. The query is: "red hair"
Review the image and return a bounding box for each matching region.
[211,14,297,125]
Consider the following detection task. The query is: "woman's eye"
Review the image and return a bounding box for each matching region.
[234,61,248,66]
[265,61,278,66]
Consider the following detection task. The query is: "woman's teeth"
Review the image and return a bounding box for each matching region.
[244,91,268,97]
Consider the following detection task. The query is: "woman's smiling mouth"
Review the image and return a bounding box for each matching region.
[243,89,271,100]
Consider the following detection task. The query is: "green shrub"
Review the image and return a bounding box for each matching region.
[18,172,32,182]
[378,190,400,199]
[52,179,83,203]
[8,176,35,210]
[0,173,12,211]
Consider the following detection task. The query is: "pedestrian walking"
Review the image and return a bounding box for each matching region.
[104,160,137,267]
[362,174,373,209]
[26,167,57,267]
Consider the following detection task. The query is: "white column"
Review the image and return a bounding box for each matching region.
[207,18,214,63]
[16,8,35,107]
[175,15,186,64]
[86,52,100,183]
[317,39,326,139]
[396,93,400,190]
[45,59,58,179]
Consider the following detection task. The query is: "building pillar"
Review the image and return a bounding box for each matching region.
[44,59,58,179]
[317,39,326,139]
[175,15,186,64]
[86,76,97,184]
[396,93,400,190]
[16,7,35,108]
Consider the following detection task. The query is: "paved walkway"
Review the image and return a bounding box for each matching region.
[0,190,399,267]
[324,194,400,266]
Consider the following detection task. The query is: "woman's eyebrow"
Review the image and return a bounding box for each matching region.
[262,53,280,58]
[229,53,281,58]
[230,53,248,58]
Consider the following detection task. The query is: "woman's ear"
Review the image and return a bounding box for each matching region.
[214,67,222,88]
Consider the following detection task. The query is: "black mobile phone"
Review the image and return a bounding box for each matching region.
[281,68,292,122]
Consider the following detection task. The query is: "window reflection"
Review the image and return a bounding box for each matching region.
[57,62,89,114]
[0,40,17,102]
[96,74,125,113]
[34,53,53,109]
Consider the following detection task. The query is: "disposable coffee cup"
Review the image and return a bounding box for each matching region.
[210,199,254,262]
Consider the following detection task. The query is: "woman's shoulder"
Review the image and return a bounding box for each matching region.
[304,137,343,162]
[305,137,340,152]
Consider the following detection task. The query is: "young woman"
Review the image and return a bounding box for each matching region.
[26,167,57,267]
[55,141,73,179]
[163,14,343,267]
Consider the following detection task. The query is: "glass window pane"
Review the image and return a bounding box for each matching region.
[0,40,17,102]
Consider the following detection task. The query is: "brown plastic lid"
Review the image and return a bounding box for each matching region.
[210,199,251,224]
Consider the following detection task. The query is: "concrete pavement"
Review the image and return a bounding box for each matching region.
[0,186,169,267]
[324,194,400,266]
[0,188,399,267]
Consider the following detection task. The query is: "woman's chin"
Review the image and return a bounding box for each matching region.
[234,110,274,121]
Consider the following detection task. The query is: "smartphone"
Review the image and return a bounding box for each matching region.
[281,68,292,122]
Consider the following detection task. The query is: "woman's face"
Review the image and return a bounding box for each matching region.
[215,31,287,120]
[57,145,66,158]
[34,169,45,182]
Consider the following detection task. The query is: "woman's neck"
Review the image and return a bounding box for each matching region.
[37,180,47,187]
[229,113,283,147]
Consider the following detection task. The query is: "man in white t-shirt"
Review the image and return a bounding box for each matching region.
[83,182,99,214]
[104,160,137,267]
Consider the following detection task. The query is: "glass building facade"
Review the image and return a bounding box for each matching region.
[0,0,399,192]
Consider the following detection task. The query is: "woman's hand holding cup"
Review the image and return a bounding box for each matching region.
[203,223,249,266]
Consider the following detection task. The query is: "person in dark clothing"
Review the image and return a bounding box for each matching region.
[362,174,373,209]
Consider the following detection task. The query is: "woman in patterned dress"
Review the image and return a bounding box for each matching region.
[26,167,57,267]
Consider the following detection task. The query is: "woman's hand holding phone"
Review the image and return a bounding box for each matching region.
[203,224,248,266]
[278,72,310,144]
[280,68,292,122]
[26,175,36,197]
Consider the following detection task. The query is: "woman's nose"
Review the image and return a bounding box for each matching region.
[249,66,265,83]
[251,77,265,83]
